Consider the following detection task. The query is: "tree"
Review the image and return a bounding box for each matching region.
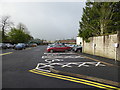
[0,15,14,42]
[93,2,116,35]
[109,2,120,33]
[78,2,100,41]
[0,30,2,43]
[8,28,33,43]
[17,23,30,34]
[78,2,120,41]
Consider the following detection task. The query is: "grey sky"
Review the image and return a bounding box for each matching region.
[1,2,86,41]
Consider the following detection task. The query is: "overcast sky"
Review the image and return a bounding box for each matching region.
[0,2,86,41]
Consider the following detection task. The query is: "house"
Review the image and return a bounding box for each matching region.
[76,36,83,46]
[58,39,76,44]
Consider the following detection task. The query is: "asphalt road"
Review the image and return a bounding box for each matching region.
[1,46,120,89]
[2,46,93,89]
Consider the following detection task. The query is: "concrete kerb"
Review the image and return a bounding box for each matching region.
[50,68,120,87]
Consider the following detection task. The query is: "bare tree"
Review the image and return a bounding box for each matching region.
[17,23,30,34]
[0,15,14,42]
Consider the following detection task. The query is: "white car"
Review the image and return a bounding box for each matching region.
[6,43,14,49]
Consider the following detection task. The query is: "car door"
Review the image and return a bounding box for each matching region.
[59,45,67,51]
[54,45,62,51]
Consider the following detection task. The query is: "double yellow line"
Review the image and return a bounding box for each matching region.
[0,52,13,56]
[29,69,120,89]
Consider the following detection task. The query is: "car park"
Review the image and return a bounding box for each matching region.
[14,43,26,50]
[47,45,72,53]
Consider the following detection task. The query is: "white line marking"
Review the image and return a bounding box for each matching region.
[35,62,106,70]
[96,62,101,66]
[45,59,63,63]
[44,52,75,54]
[95,62,106,66]
[42,56,85,59]
[78,62,89,67]
[62,63,78,68]
[35,68,51,72]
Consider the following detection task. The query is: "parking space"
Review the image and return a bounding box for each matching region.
[35,52,106,72]
[32,51,119,84]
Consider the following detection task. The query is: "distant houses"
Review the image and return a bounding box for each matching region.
[57,39,76,44]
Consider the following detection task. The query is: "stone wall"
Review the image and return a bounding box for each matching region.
[83,34,120,61]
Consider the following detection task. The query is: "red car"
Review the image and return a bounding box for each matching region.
[47,45,71,53]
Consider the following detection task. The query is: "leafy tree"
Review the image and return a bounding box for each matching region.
[78,2,120,41]
[8,28,33,43]
[93,2,116,35]
[78,2,98,41]
[108,2,120,33]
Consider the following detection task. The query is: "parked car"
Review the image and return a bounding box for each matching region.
[25,43,30,47]
[0,43,2,49]
[14,43,26,50]
[6,43,14,49]
[0,43,7,49]
[30,43,37,47]
[72,45,82,52]
[0,43,2,48]
[47,45,72,53]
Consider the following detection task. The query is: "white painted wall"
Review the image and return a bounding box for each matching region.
[76,37,83,46]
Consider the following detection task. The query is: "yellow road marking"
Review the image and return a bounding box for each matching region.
[51,68,119,87]
[29,69,120,89]
[29,69,107,89]
[32,69,118,89]
[0,52,13,56]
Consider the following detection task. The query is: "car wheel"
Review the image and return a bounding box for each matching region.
[65,50,68,52]
[50,49,54,53]
[77,49,81,52]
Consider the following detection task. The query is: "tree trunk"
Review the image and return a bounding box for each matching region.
[100,21,104,35]
[2,26,5,42]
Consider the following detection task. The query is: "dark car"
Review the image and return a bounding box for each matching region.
[72,45,82,52]
[0,43,7,49]
[47,45,71,53]
[14,43,26,50]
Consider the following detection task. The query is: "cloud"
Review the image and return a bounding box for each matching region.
[1,2,86,41]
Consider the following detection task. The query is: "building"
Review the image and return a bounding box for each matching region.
[76,37,83,46]
[58,39,76,44]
